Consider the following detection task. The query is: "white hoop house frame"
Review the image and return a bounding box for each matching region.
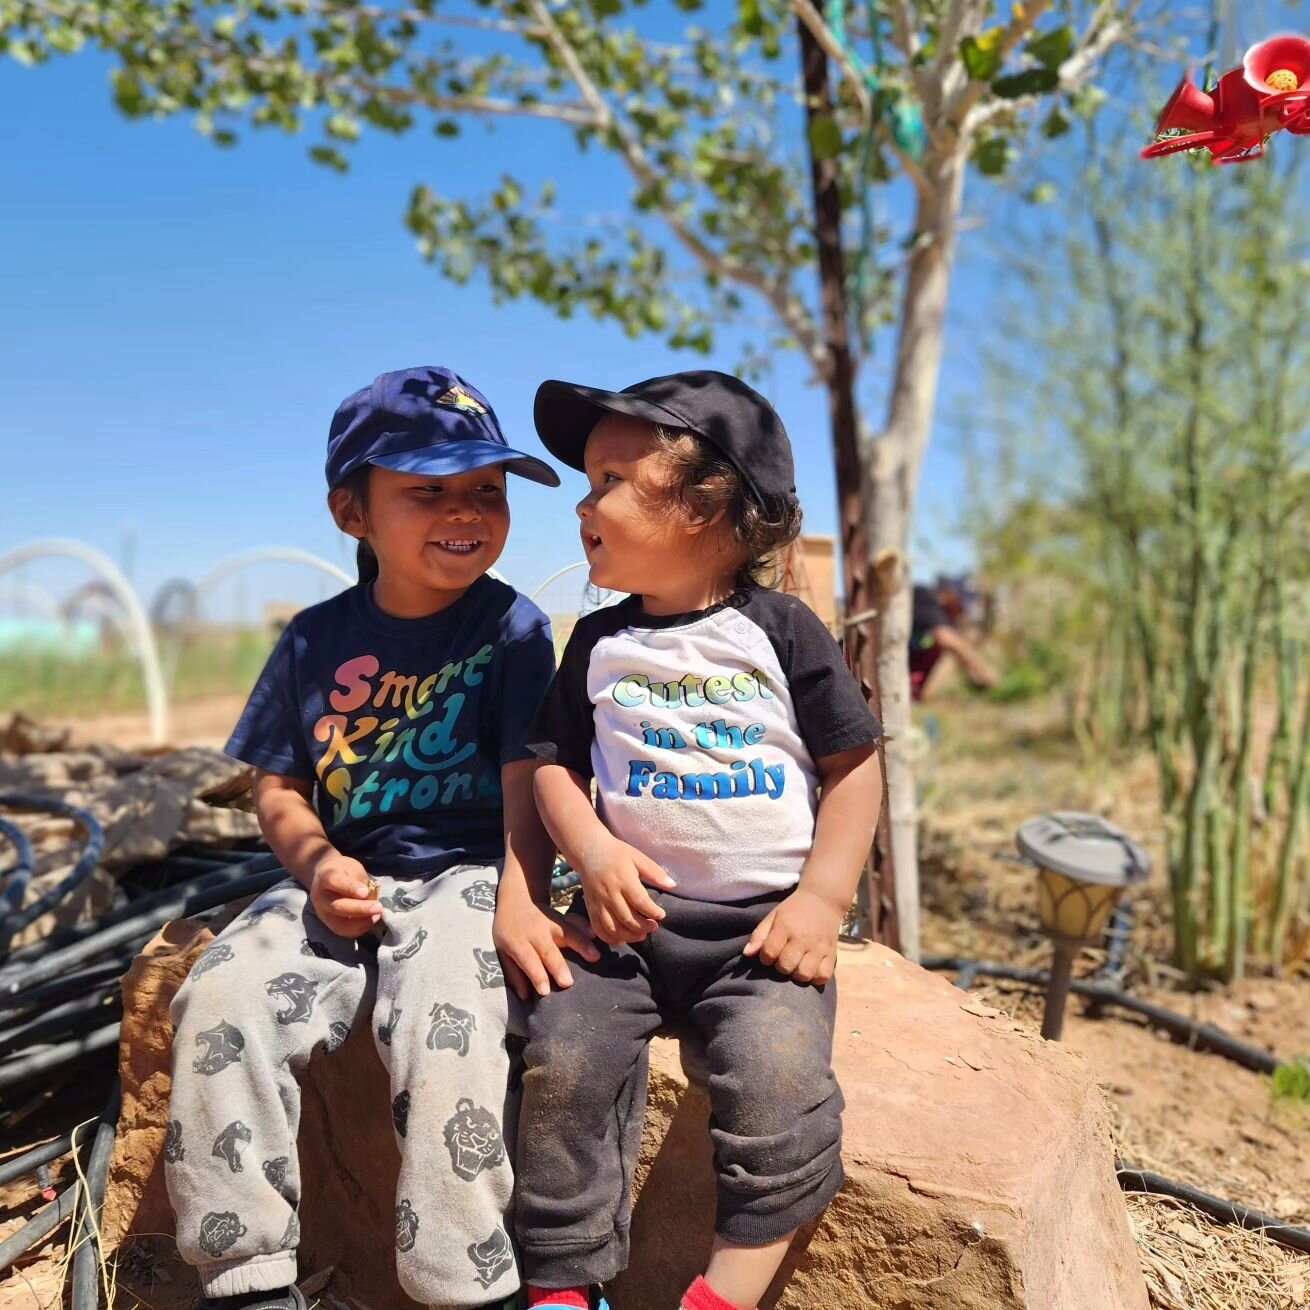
[0,538,169,744]
[529,561,620,613]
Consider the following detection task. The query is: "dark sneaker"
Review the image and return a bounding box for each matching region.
[202,1287,307,1310]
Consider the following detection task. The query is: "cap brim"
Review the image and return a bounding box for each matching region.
[533,381,689,471]
[368,438,560,487]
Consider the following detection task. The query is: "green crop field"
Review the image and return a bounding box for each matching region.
[0,629,275,718]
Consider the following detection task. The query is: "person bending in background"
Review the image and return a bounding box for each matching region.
[909,577,999,702]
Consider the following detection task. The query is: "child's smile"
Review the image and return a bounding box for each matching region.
[346,465,510,616]
[430,538,484,556]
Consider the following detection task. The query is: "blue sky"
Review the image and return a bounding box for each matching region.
[0,5,1287,623]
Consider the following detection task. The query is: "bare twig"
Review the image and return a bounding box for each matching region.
[329,76,600,127]
[526,0,829,376]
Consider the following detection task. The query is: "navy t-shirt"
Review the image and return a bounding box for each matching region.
[226,576,555,879]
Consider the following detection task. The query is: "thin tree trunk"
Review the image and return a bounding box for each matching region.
[1264,593,1296,818]
[867,150,967,962]
[796,4,896,947]
[1226,629,1259,979]
[1269,686,1310,963]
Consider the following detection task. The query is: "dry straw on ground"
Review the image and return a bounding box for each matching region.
[1127,1193,1307,1310]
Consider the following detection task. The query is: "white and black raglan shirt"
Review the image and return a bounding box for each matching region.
[528,588,882,902]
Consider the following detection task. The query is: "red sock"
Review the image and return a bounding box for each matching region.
[681,1275,754,1310]
[526,1287,588,1309]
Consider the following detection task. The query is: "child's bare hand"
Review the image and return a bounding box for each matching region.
[493,894,600,1000]
[310,854,382,938]
[742,888,842,985]
[576,835,676,945]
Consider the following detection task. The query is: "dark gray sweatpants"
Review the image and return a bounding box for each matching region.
[515,890,844,1289]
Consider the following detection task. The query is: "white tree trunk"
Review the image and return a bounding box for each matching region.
[866,151,967,961]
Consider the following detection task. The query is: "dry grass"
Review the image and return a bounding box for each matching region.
[1128,1193,1308,1310]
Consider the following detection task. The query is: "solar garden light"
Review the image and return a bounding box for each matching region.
[1015,812,1151,1041]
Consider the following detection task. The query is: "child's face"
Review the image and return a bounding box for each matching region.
[345,464,510,597]
[577,415,716,598]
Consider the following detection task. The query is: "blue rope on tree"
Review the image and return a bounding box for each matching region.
[823,0,926,343]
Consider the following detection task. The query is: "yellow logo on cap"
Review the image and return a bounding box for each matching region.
[435,386,488,416]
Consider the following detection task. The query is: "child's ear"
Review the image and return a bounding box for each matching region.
[686,506,728,536]
[328,486,368,541]
[684,475,729,536]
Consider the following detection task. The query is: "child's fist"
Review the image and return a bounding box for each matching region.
[310,853,383,938]
[575,834,676,945]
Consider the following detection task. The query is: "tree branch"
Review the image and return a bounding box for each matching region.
[790,0,871,116]
[335,76,599,127]
[934,0,973,72]
[962,0,1137,136]
[525,0,830,378]
[946,0,1053,133]
[790,2,930,196]
[182,36,603,129]
[885,0,941,117]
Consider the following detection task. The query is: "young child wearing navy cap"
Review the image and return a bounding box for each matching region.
[165,367,597,1310]
[503,371,884,1310]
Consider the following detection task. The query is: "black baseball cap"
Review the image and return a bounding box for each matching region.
[326,365,560,489]
[533,370,797,506]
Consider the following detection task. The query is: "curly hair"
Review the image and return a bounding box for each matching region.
[650,424,802,587]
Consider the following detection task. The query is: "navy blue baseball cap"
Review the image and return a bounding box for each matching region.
[326,366,560,489]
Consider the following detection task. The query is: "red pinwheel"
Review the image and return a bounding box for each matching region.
[1142,34,1310,164]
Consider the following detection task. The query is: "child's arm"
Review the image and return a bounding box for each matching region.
[533,763,678,946]
[253,769,382,938]
[742,742,882,985]
[493,759,600,999]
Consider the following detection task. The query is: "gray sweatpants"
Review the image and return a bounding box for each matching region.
[166,864,521,1307]
[516,889,844,1289]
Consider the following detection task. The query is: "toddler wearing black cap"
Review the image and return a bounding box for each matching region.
[164,367,596,1310]
[500,371,884,1310]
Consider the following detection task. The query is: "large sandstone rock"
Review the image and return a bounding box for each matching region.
[614,948,1147,1309]
[107,930,1147,1310]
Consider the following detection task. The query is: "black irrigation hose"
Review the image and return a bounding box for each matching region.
[180,846,265,863]
[0,987,122,1057]
[920,956,1282,1075]
[0,1022,120,1097]
[0,1183,78,1273]
[0,867,287,999]
[4,853,284,967]
[0,1116,94,1189]
[0,795,104,941]
[1118,1164,1310,1256]
[0,817,35,917]
[70,1080,121,1310]
[0,950,146,1023]
[0,1121,95,1187]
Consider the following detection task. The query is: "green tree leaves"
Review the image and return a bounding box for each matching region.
[1,1,1124,366]
[960,21,1074,105]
